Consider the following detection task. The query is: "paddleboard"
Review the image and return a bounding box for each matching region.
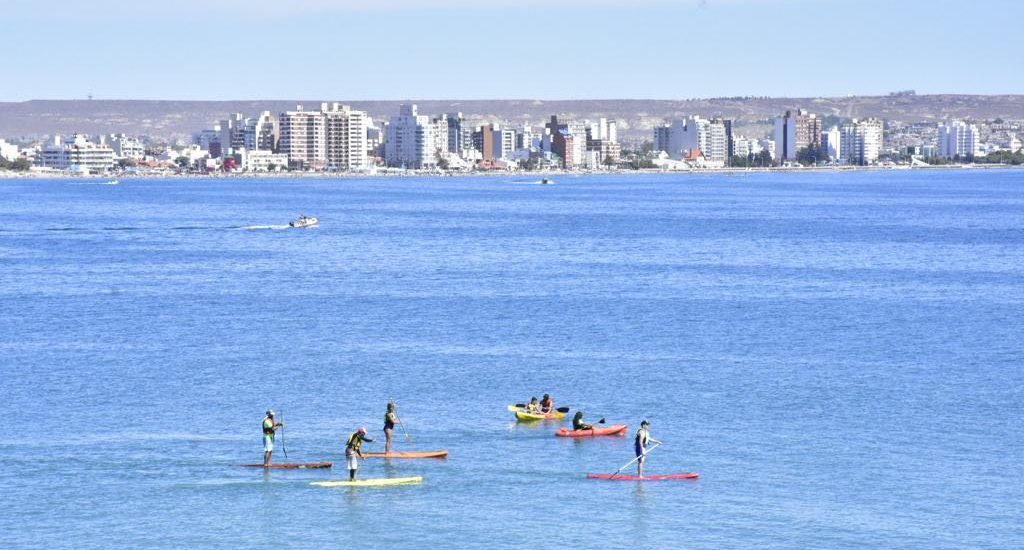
[311,476,423,487]
[240,462,332,469]
[586,473,699,481]
[362,450,448,459]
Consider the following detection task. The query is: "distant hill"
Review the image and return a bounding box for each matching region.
[3,95,1024,143]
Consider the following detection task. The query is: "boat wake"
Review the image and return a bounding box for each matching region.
[236,224,291,231]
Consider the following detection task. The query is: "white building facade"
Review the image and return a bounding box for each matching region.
[36,135,114,173]
[385,104,436,169]
[938,121,980,159]
[839,119,883,165]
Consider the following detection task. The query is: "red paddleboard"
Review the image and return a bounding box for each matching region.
[241,462,333,469]
[586,473,698,481]
[555,425,627,437]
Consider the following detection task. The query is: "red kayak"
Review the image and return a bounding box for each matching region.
[555,425,628,438]
[586,473,699,481]
[241,462,332,469]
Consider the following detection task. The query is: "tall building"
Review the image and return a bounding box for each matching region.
[938,120,980,159]
[385,104,436,169]
[545,116,587,169]
[822,126,842,161]
[322,103,368,171]
[219,113,247,156]
[278,105,326,170]
[244,111,279,152]
[475,123,516,161]
[839,119,883,165]
[430,116,449,158]
[652,116,729,166]
[444,113,472,156]
[773,109,822,161]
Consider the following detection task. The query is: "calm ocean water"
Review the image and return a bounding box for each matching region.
[1,171,1022,549]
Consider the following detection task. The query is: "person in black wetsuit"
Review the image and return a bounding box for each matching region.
[572,411,593,431]
[383,402,398,455]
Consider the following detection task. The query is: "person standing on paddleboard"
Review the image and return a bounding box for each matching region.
[345,427,374,480]
[262,410,284,467]
[635,420,661,477]
[383,403,398,455]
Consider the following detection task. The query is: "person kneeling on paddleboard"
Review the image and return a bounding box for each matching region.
[262,410,284,467]
[635,420,661,478]
[572,411,593,431]
[345,427,374,480]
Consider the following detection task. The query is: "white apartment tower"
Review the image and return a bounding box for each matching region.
[322,103,368,171]
[652,116,728,166]
[839,119,883,165]
[385,104,435,169]
[938,120,980,159]
[822,126,842,161]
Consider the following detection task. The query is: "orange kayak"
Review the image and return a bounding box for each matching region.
[362,451,448,459]
[555,425,628,438]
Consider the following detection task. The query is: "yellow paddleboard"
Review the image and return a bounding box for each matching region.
[311,476,423,488]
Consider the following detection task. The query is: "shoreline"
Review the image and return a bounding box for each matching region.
[1,163,1021,180]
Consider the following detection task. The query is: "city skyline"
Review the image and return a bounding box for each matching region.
[3,0,1022,102]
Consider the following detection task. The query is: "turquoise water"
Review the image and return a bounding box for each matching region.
[1,172,1022,549]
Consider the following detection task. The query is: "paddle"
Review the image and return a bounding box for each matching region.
[513,404,570,413]
[391,399,412,444]
[608,441,661,478]
[280,409,288,459]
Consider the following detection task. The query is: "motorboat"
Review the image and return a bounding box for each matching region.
[289,214,319,228]
[540,178,553,185]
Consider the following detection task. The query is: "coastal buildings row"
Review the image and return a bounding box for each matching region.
[1,106,1013,174]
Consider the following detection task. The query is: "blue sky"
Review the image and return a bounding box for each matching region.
[2,0,1021,101]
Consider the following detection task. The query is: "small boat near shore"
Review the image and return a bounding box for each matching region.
[289,214,318,228]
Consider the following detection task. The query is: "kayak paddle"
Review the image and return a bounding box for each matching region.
[608,441,661,479]
[512,404,570,414]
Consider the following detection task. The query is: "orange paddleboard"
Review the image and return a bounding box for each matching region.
[362,451,448,459]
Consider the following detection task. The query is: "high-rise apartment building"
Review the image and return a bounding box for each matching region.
[839,119,883,165]
[652,116,729,166]
[822,126,841,161]
[773,109,822,161]
[938,120,980,159]
[278,105,326,170]
[385,104,436,169]
[322,103,368,171]
[545,116,587,169]
[244,111,279,152]
[219,113,247,156]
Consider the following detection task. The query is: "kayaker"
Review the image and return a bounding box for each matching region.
[345,427,374,480]
[539,394,554,413]
[572,411,593,431]
[261,410,284,467]
[383,403,398,455]
[634,420,661,477]
[526,397,540,413]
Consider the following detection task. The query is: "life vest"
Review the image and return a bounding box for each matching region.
[347,432,364,452]
[262,417,275,435]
